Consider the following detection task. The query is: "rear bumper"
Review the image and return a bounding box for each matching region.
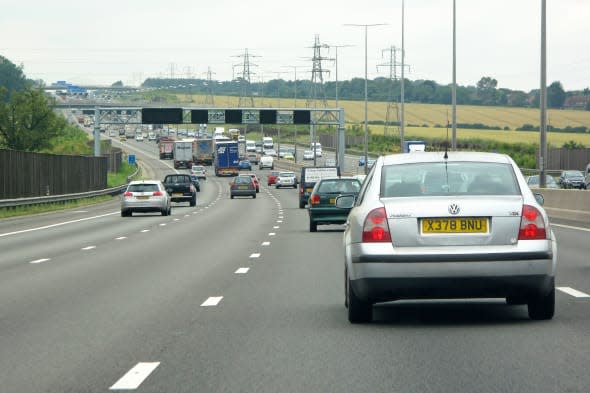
[309,207,350,225]
[350,275,554,303]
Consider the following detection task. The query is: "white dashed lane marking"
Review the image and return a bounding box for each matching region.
[273,226,280,229]
[81,246,96,251]
[201,296,223,307]
[115,237,127,240]
[110,362,160,390]
[235,268,250,274]
[557,287,590,298]
[262,242,270,246]
[30,258,50,264]
[268,233,276,236]
[249,253,261,259]
[141,230,150,233]
[159,223,166,226]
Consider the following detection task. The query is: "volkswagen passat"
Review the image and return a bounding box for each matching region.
[338,152,557,323]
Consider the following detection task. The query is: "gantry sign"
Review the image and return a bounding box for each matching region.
[68,105,345,170]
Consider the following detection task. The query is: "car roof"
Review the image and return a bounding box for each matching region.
[129,180,161,185]
[381,151,513,166]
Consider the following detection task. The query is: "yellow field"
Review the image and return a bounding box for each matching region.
[175,93,590,145]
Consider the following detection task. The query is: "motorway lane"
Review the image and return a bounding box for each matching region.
[2,154,590,390]
[0,172,280,392]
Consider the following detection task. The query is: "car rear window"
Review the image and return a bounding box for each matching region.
[128,184,160,192]
[235,177,252,184]
[165,175,190,183]
[381,162,520,197]
[317,179,361,193]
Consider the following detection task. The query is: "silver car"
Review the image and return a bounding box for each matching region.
[121,180,171,217]
[275,171,297,189]
[338,152,557,323]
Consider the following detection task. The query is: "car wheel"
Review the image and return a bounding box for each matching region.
[309,220,317,232]
[527,284,555,320]
[190,195,197,207]
[347,274,372,323]
[231,195,234,199]
[253,193,256,199]
[161,208,168,216]
[299,200,305,209]
[121,210,128,217]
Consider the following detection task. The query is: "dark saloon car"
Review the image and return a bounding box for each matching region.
[308,177,362,232]
[230,176,256,199]
[558,170,586,189]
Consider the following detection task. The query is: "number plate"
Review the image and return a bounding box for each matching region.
[329,198,336,205]
[239,185,248,189]
[306,188,313,193]
[136,195,149,200]
[172,193,183,197]
[421,217,488,234]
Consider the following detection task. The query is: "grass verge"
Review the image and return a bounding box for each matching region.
[0,195,116,219]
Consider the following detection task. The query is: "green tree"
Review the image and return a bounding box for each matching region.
[476,76,498,104]
[547,81,566,108]
[111,80,124,87]
[0,55,28,101]
[0,87,64,151]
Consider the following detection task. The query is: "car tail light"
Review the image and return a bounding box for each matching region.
[124,192,133,198]
[190,184,196,192]
[362,207,392,242]
[518,205,547,240]
[310,194,321,205]
[153,191,163,196]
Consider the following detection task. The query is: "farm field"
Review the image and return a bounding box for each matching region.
[167,93,590,146]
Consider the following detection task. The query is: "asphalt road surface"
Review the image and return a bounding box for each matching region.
[1,138,590,393]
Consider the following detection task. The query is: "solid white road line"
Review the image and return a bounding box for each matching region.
[115,237,127,240]
[30,258,50,264]
[235,267,250,274]
[110,362,160,390]
[201,296,223,307]
[249,253,261,258]
[552,223,590,232]
[81,246,96,251]
[0,211,119,238]
[557,287,590,298]
[262,242,270,246]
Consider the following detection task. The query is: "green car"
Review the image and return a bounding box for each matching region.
[308,177,362,232]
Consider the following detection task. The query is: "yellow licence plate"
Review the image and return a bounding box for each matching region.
[329,198,336,205]
[172,193,183,197]
[136,195,149,200]
[239,185,248,189]
[421,217,488,234]
[306,188,313,192]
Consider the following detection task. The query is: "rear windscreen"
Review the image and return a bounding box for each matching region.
[317,179,361,193]
[381,162,520,197]
[128,184,159,192]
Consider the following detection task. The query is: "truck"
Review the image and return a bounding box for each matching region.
[237,140,247,160]
[158,137,174,159]
[163,174,197,207]
[299,166,340,208]
[262,136,274,150]
[403,140,426,153]
[214,140,240,177]
[194,138,214,165]
[173,139,194,169]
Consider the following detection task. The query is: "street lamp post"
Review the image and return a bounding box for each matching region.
[282,65,301,162]
[345,23,387,174]
[328,44,353,167]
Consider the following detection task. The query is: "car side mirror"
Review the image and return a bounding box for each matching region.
[533,192,544,206]
[336,195,355,209]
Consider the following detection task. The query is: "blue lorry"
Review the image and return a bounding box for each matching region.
[214,140,240,177]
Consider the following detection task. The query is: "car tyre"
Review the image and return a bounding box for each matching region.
[253,193,256,199]
[347,275,372,323]
[527,285,555,320]
[190,195,197,207]
[299,200,305,209]
[161,207,168,216]
[309,220,317,232]
[231,195,234,199]
[121,210,129,217]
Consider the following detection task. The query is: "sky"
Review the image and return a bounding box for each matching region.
[1,0,589,92]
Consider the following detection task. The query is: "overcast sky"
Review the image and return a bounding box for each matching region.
[1,0,588,92]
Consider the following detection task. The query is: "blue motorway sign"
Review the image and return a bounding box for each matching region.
[128,154,136,165]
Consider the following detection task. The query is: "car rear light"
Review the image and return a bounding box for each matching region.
[153,191,163,196]
[124,192,133,198]
[518,205,547,240]
[190,184,196,192]
[362,207,392,243]
[310,194,321,205]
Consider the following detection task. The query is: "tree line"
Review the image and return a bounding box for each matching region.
[142,76,584,110]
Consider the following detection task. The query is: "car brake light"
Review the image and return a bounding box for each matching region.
[362,207,392,242]
[310,194,321,205]
[153,191,163,196]
[518,205,546,240]
[124,192,133,198]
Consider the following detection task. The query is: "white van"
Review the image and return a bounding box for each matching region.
[245,140,256,152]
[259,155,274,170]
[310,142,322,157]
